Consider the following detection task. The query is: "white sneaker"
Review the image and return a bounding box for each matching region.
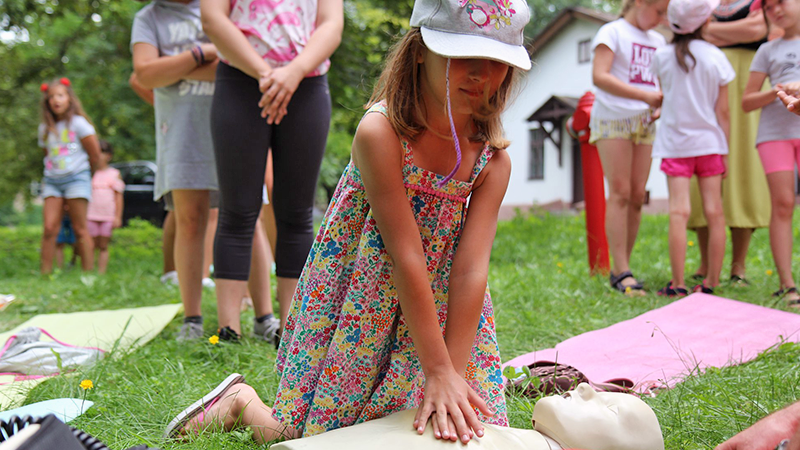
[253,316,281,348]
[160,270,179,286]
[176,322,204,341]
[202,277,216,289]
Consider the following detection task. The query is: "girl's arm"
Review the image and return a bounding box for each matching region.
[742,71,778,112]
[184,60,220,82]
[716,84,731,144]
[129,72,154,106]
[593,45,662,108]
[132,42,218,89]
[352,114,491,444]
[81,135,102,171]
[444,150,509,375]
[200,0,272,80]
[258,0,343,124]
[113,190,124,229]
[703,11,767,47]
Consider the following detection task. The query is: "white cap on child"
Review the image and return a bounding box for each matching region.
[668,0,721,34]
[410,0,532,71]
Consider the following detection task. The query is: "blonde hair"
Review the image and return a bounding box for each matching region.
[40,77,94,138]
[620,0,662,17]
[367,28,518,150]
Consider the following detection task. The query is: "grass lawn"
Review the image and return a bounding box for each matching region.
[1,213,799,449]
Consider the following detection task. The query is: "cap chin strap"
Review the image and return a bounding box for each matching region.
[438,58,463,187]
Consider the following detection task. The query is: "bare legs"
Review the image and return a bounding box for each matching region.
[94,236,111,274]
[163,210,176,275]
[179,383,297,444]
[766,171,798,297]
[204,208,219,279]
[694,226,755,281]
[596,139,652,287]
[172,190,211,318]
[41,197,94,274]
[697,176,726,287]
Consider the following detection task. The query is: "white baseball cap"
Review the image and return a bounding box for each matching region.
[668,0,721,34]
[410,0,532,71]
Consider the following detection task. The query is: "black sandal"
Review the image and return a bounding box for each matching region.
[729,274,749,287]
[773,286,800,308]
[657,281,688,297]
[692,282,714,294]
[610,271,644,294]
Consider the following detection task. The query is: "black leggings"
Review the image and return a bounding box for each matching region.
[211,62,330,280]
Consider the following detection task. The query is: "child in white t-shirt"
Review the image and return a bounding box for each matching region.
[651,0,733,296]
[591,0,667,295]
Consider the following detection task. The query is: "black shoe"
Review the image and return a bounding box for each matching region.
[218,326,241,342]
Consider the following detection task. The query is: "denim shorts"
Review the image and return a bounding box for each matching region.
[42,170,92,201]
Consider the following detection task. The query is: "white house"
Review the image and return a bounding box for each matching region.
[501,7,669,214]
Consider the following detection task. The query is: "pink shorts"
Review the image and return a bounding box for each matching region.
[756,140,800,174]
[87,220,113,238]
[660,154,726,178]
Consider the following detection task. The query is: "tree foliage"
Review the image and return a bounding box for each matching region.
[0,0,617,207]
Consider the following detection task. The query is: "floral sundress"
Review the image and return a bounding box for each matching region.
[272,103,508,436]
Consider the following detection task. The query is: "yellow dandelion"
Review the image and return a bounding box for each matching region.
[556,262,564,268]
[80,379,93,390]
[209,335,220,345]
[766,269,774,276]
[688,240,695,247]
[625,286,632,294]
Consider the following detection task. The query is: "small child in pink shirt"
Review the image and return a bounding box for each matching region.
[87,140,125,273]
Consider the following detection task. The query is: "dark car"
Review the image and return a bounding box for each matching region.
[112,161,166,227]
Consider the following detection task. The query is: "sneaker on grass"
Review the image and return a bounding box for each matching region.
[176,322,204,341]
[160,270,179,286]
[201,277,216,289]
[253,316,281,348]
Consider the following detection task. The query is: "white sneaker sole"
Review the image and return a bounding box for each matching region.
[163,373,245,439]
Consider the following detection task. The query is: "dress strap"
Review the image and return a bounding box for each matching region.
[469,144,496,183]
[364,101,414,166]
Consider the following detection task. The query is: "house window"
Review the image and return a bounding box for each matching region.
[578,39,591,64]
[529,128,545,180]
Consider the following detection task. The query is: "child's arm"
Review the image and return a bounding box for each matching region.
[352,114,491,443]
[132,42,218,90]
[716,83,731,176]
[593,45,662,108]
[81,135,102,171]
[128,72,154,106]
[201,0,272,80]
[184,60,220,82]
[742,71,780,112]
[716,84,731,145]
[114,186,124,229]
[444,151,510,376]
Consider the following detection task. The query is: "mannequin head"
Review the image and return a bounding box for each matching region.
[532,383,664,450]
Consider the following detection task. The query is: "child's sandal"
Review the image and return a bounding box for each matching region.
[610,271,645,296]
[773,286,800,309]
[692,282,714,294]
[729,274,749,287]
[163,373,245,439]
[657,281,688,297]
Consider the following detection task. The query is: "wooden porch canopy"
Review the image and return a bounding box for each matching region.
[527,95,579,166]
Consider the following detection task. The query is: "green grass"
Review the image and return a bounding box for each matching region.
[1,213,799,449]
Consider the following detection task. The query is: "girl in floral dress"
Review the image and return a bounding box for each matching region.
[164,0,531,445]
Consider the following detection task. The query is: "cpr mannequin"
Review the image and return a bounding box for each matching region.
[272,383,664,450]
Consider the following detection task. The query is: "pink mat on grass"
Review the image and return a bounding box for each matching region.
[503,293,800,394]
